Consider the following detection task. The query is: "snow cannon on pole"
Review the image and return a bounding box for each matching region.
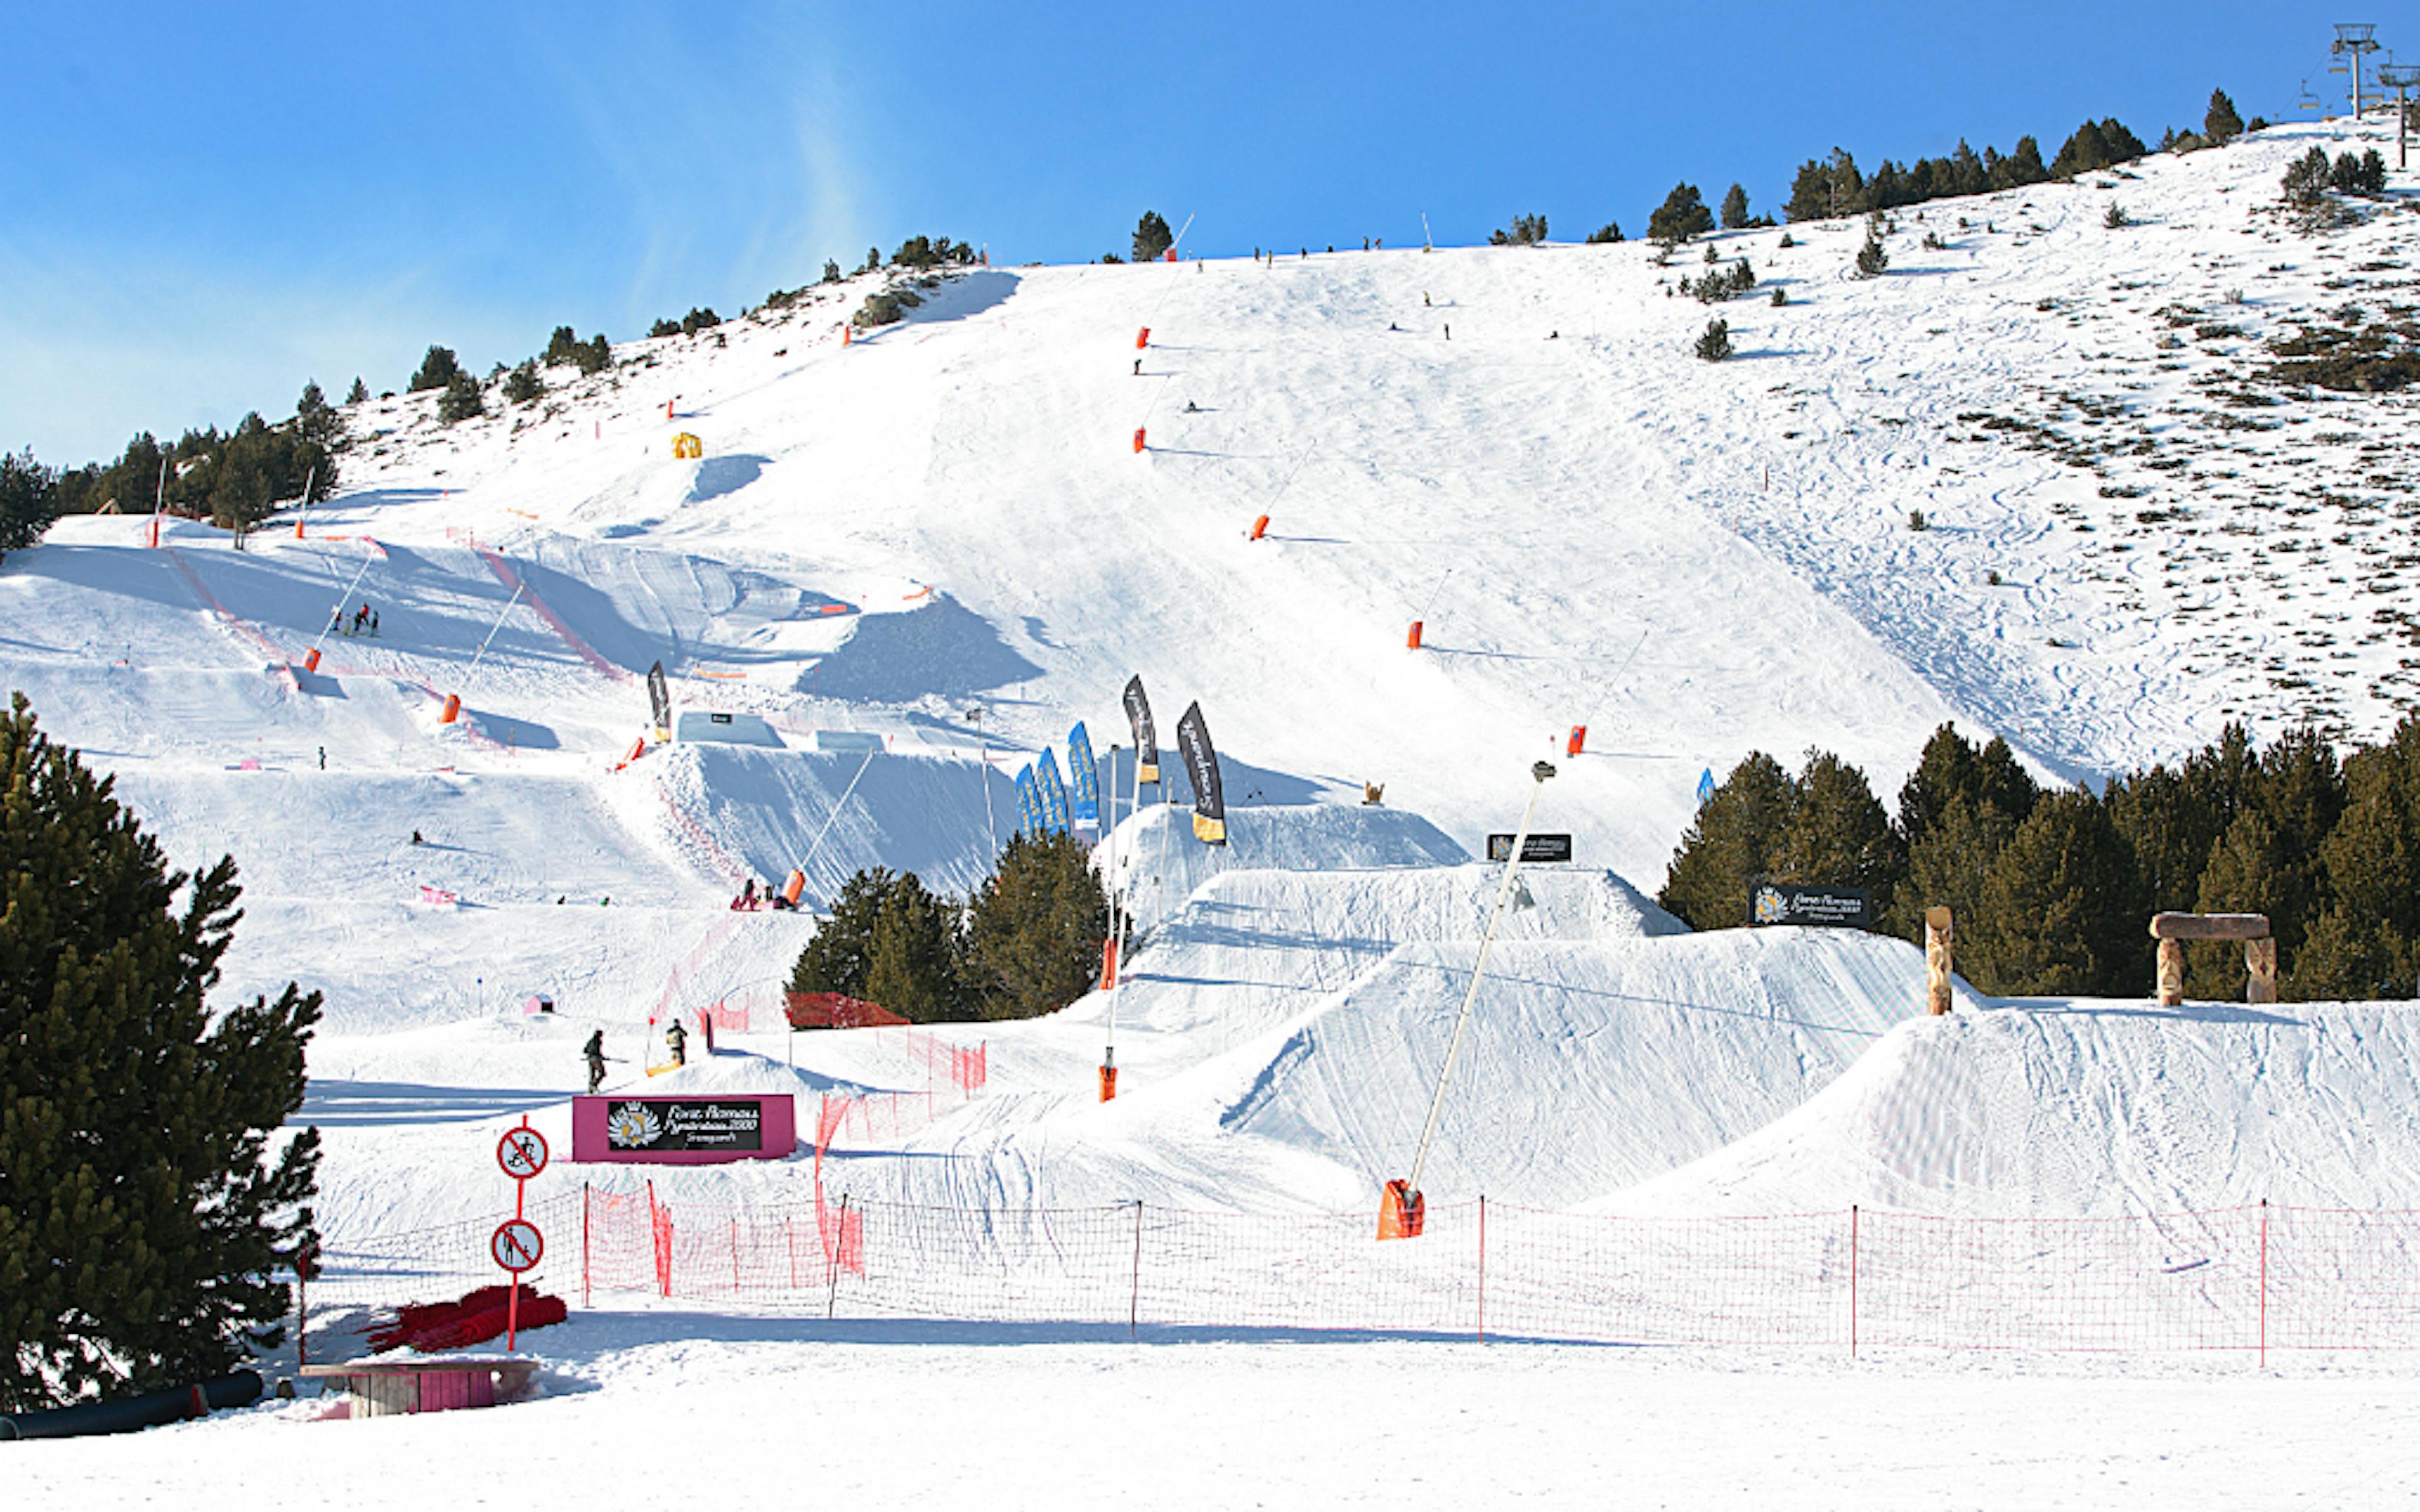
[1379,759,1557,1241]
[1250,515,1270,541]
[1567,725,1587,757]
[1132,428,1147,454]
[1136,327,1150,350]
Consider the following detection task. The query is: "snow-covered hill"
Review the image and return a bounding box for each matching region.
[10,113,2420,1272]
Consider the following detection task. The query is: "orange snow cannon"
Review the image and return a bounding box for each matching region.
[1136,326,1150,350]
[1377,1180,1424,1241]
[439,694,461,724]
[1567,725,1587,757]
[1132,428,1146,454]
[1406,621,1424,651]
[782,870,806,906]
[302,648,321,673]
[1250,515,1269,541]
[1098,1063,1118,1102]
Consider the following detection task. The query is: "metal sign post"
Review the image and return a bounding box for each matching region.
[493,1120,548,1349]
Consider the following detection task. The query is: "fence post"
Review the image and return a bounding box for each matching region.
[1130,1200,1145,1341]
[582,1183,591,1310]
[732,1214,742,1295]
[1476,1196,1488,1344]
[2259,1198,2269,1368]
[1849,1205,1860,1360]
[826,1195,849,1320]
[787,1215,799,1291]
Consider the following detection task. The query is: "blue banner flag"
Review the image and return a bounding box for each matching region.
[1037,748,1073,834]
[1068,722,1101,825]
[1697,767,1717,806]
[1015,764,1043,839]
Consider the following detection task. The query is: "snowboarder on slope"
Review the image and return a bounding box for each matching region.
[584,1029,606,1094]
[665,1019,688,1068]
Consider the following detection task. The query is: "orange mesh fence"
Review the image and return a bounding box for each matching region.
[308,1195,2420,1356]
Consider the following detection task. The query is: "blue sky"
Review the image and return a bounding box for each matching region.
[1,1,2365,465]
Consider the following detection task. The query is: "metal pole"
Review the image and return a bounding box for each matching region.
[463,581,526,679]
[1403,761,1555,1198]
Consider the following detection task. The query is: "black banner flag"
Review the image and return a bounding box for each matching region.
[1175,700,1225,845]
[1123,675,1160,785]
[647,661,672,738]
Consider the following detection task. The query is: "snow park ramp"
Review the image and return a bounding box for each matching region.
[642,741,1018,901]
[1109,801,1475,934]
[1615,997,2420,1220]
[1214,926,1958,1211]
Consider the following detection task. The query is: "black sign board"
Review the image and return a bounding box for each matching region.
[604,1098,766,1154]
[1749,883,1874,929]
[1486,833,1574,864]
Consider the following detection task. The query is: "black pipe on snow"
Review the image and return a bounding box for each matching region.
[0,1371,263,1441]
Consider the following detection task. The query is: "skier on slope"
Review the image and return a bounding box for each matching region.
[584,1029,607,1094]
[665,1018,688,1068]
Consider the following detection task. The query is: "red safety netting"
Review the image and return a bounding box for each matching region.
[304,1196,2420,1359]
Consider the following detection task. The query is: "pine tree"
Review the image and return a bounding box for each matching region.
[1854,227,1889,277]
[577,335,612,375]
[648,318,680,340]
[0,449,61,555]
[2204,88,2244,144]
[0,695,320,1409]
[345,377,368,405]
[861,874,967,1023]
[437,371,485,425]
[1648,183,1714,245]
[504,360,543,406]
[408,345,461,393]
[1893,796,2020,954]
[542,326,582,366]
[1971,789,2142,995]
[822,259,843,284]
[962,832,1109,1020]
[1132,211,1175,263]
[1720,183,1749,230]
[1586,222,1623,244]
[789,866,892,1001]
[1659,752,1793,928]
[1693,318,1732,361]
[1774,751,1903,914]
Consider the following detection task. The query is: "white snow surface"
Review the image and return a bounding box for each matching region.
[14,117,2420,1499]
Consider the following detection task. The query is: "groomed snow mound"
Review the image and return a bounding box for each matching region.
[1616,999,2420,1217]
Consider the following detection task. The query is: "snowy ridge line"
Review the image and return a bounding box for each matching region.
[476,546,633,685]
[305,1191,2420,1358]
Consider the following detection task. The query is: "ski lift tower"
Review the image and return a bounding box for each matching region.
[2334,25,2381,118]
[2380,62,2420,165]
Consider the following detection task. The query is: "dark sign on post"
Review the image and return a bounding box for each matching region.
[1485,833,1574,864]
[1749,883,1874,929]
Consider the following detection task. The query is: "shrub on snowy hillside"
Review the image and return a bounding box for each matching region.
[1132,212,1174,264]
[962,832,1110,1021]
[1490,214,1548,246]
[1693,318,1732,361]
[1647,183,1713,245]
[2204,88,2244,145]
[437,371,484,425]
[2049,117,2147,178]
[0,694,321,1411]
[408,345,461,393]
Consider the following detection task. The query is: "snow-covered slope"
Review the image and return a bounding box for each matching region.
[9,115,2420,1263]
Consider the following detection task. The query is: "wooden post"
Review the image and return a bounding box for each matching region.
[2247,937,2279,1004]
[2157,939,2186,1007]
[1924,906,1954,1016]
[2150,912,2271,1006]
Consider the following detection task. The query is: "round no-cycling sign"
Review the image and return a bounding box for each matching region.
[491,1218,544,1273]
[497,1126,550,1181]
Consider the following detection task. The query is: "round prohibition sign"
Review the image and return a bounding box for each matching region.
[491,1218,544,1273]
[497,1126,550,1181]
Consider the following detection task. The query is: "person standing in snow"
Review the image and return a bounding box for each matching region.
[584,1029,606,1094]
[665,1019,687,1068]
